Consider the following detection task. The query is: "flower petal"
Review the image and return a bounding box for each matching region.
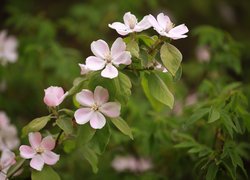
[0,150,16,168]
[76,90,94,106]
[99,102,121,118]
[168,24,189,39]
[134,15,151,32]
[112,51,131,66]
[108,23,130,36]
[86,56,105,71]
[157,13,171,30]
[101,64,118,79]
[29,132,42,149]
[89,112,106,129]
[111,38,126,59]
[74,108,93,125]
[94,86,109,105]
[19,145,36,159]
[42,151,60,165]
[41,136,55,151]
[90,40,109,59]
[30,155,44,171]
[79,63,91,75]
[147,14,162,31]
[123,12,137,27]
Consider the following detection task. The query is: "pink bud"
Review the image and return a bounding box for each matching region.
[43,86,68,107]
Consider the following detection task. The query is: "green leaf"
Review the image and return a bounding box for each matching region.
[68,77,87,96]
[31,166,60,180]
[77,124,96,146]
[22,115,51,137]
[173,66,182,82]
[56,116,73,134]
[7,159,25,178]
[81,145,98,173]
[110,117,133,139]
[160,43,182,76]
[208,107,220,123]
[126,39,139,58]
[63,139,76,153]
[137,34,157,47]
[206,163,218,180]
[187,108,210,125]
[145,72,174,109]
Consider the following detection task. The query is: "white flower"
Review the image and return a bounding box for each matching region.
[0,150,16,180]
[148,13,189,40]
[85,38,131,79]
[0,30,18,65]
[108,12,151,36]
[0,112,19,151]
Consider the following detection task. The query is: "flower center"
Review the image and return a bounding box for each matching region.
[128,18,137,29]
[91,103,99,111]
[165,22,174,32]
[35,146,45,154]
[105,54,112,64]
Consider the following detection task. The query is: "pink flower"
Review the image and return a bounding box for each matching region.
[19,132,59,171]
[85,38,131,79]
[43,86,68,107]
[0,150,16,179]
[0,111,19,151]
[74,86,121,129]
[0,30,18,65]
[78,63,91,75]
[148,13,188,40]
[108,12,151,36]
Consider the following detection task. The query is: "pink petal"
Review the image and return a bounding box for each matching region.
[89,112,106,129]
[157,13,171,29]
[30,155,44,171]
[42,151,60,165]
[147,15,162,31]
[90,40,109,59]
[76,90,94,106]
[111,38,126,59]
[79,63,91,75]
[74,108,93,125]
[112,51,131,66]
[123,12,137,28]
[41,136,55,151]
[108,23,130,36]
[29,132,42,149]
[94,86,109,105]
[0,150,16,168]
[135,15,151,32]
[99,102,121,118]
[43,86,66,107]
[86,56,105,71]
[19,145,36,159]
[101,64,118,79]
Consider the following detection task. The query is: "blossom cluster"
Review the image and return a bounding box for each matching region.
[0,11,188,175]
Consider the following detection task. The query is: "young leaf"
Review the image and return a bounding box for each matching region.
[187,108,210,125]
[22,115,51,137]
[110,117,133,139]
[208,107,220,123]
[56,116,73,134]
[81,145,98,173]
[160,43,182,76]
[31,166,60,180]
[206,163,218,180]
[77,124,96,146]
[145,72,174,109]
[126,39,139,58]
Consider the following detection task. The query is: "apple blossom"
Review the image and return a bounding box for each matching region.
[148,13,188,40]
[19,132,60,171]
[0,111,19,151]
[108,12,151,36]
[85,38,131,79]
[79,63,91,75]
[74,86,121,129]
[0,30,18,65]
[43,86,68,107]
[112,155,152,172]
[0,150,16,180]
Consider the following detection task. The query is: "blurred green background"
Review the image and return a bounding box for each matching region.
[1,0,250,179]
